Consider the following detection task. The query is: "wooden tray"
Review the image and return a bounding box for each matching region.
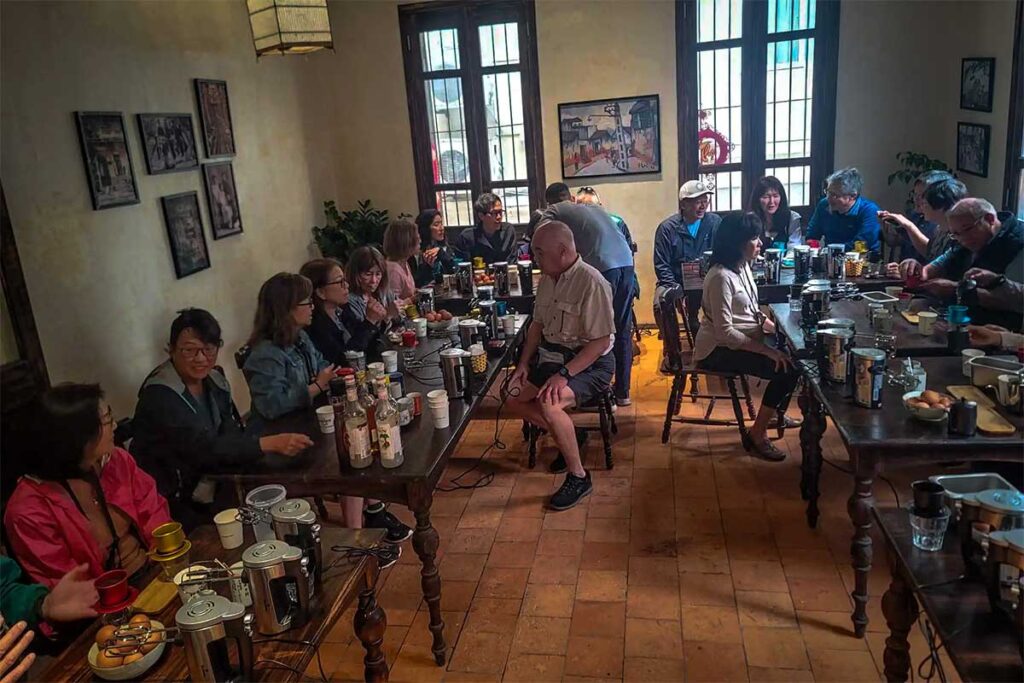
[900,310,919,324]
[133,577,178,615]
[946,385,1017,436]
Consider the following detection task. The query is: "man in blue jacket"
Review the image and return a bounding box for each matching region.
[806,167,880,251]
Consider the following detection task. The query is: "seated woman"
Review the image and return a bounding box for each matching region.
[345,246,401,341]
[4,383,172,587]
[243,273,337,430]
[132,308,310,530]
[300,258,358,364]
[883,176,967,275]
[383,218,420,305]
[414,209,455,287]
[694,212,801,462]
[749,176,802,250]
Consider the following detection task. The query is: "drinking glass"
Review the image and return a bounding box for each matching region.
[910,507,950,552]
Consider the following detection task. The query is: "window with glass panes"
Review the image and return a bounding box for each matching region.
[399,1,543,230]
[1004,0,1023,218]
[676,0,840,214]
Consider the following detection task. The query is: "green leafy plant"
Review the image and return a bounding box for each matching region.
[311,199,392,264]
[886,151,952,187]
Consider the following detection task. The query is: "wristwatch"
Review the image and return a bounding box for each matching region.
[557,365,572,379]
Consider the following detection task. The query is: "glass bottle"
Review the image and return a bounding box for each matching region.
[343,377,372,468]
[376,382,404,469]
[358,373,379,453]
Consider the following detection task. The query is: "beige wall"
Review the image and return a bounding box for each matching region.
[1,0,332,415]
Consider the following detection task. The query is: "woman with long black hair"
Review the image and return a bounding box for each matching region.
[413,209,455,286]
[748,176,803,250]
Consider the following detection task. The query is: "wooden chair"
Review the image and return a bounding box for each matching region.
[527,386,617,471]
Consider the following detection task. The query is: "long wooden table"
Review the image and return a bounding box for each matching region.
[875,506,1023,682]
[41,524,388,682]
[683,265,902,304]
[434,273,538,315]
[210,316,527,666]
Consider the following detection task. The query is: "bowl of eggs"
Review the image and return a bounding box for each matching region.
[88,614,167,681]
[902,390,954,422]
[425,309,454,330]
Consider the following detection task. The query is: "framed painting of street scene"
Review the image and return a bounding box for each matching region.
[558,94,660,179]
[137,113,199,174]
[74,111,140,210]
[194,78,236,158]
[161,191,211,278]
[202,161,243,239]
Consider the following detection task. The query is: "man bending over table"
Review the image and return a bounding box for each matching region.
[506,221,615,511]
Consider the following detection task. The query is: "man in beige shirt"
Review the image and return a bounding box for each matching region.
[507,222,615,510]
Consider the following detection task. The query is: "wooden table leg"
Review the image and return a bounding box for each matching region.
[798,381,825,528]
[848,452,879,638]
[354,572,389,683]
[881,554,918,682]
[411,503,446,665]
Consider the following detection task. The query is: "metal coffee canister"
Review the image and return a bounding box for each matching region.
[803,284,831,316]
[517,260,534,295]
[456,261,473,295]
[826,244,846,279]
[763,248,781,284]
[850,347,886,408]
[819,328,855,384]
[492,262,511,296]
[416,288,435,315]
[948,397,979,437]
[817,318,855,334]
[793,245,811,283]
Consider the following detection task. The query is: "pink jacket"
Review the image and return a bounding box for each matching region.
[3,447,171,588]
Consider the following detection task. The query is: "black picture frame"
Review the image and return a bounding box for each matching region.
[74,111,140,210]
[136,113,199,175]
[194,78,236,158]
[960,58,996,112]
[956,122,991,178]
[202,161,243,239]
[558,94,661,179]
[160,191,211,278]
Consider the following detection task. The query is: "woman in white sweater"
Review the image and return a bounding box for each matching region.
[694,212,801,461]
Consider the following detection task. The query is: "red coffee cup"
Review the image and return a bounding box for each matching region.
[95,569,129,607]
[402,331,417,348]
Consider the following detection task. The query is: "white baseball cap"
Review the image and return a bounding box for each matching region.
[679,180,714,201]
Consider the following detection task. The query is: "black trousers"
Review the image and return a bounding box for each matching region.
[697,347,800,412]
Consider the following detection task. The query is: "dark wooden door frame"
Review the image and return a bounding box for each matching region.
[1003,0,1023,212]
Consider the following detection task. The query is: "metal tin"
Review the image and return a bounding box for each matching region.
[176,592,244,631]
[517,260,534,295]
[388,372,404,399]
[948,398,978,437]
[493,262,511,296]
[793,245,811,282]
[416,288,434,314]
[243,540,303,569]
[818,318,855,332]
[344,350,365,372]
[850,348,886,408]
[820,328,855,383]
[456,261,473,295]
[977,489,1024,529]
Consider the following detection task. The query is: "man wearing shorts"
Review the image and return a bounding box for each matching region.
[506,221,615,510]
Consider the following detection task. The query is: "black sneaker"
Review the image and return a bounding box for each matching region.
[377,544,401,570]
[549,429,588,474]
[549,471,593,510]
[365,508,413,544]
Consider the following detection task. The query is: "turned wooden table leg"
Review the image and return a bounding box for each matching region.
[848,452,879,638]
[412,504,446,665]
[798,381,825,528]
[354,574,389,683]
[881,555,918,682]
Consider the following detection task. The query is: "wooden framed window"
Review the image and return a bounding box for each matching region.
[399,0,544,228]
[1004,0,1023,218]
[676,0,841,213]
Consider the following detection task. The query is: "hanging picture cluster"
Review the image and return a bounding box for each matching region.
[74,78,242,279]
[957,57,996,178]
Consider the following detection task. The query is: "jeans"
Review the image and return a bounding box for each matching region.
[697,346,800,412]
[601,265,636,399]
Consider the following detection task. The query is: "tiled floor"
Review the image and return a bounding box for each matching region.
[317,337,963,682]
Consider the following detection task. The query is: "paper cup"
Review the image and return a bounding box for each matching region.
[173,564,208,603]
[427,389,448,402]
[315,405,335,434]
[382,350,399,373]
[917,311,937,335]
[412,318,427,338]
[406,391,423,416]
[214,508,244,550]
[501,315,516,335]
[961,349,985,377]
[431,405,450,429]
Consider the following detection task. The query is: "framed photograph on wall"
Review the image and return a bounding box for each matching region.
[956,122,991,178]
[137,113,199,174]
[558,94,661,179]
[161,191,211,278]
[960,58,995,112]
[74,111,140,210]
[194,78,236,157]
[202,161,243,239]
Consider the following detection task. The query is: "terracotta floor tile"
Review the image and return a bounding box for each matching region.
[468,485,511,508]
[629,527,678,558]
[580,541,630,571]
[577,570,628,602]
[448,528,498,555]
[447,630,512,674]
[623,657,686,682]
[627,556,678,586]
[378,589,423,627]
[680,604,742,643]
[564,636,625,679]
[387,564,426,594]
[585,517,631,543]
[724,532,780,562]
[457,506,504,530]
[588,496,631,519]
[570,600,626,640]
[626,583,680,621]
[443,673,502,682]
[388,644,446,683]
[624,618,683,659]
[469,596,522,615]
[462,606,519,636]
[542,506,589,531]
[502,653,565,682]
[679,572,735,606]
[593,476,632,498]
[808,648,880,682]
[486,540,537,568]
[730,560,789,592]
[787,576,852,612]
[677,537,730,574]
[529,553,581,585]
[403,610,465,651]
[495,516,543,543]
[476,567,529,600]
[504,494,548,519]
[432,496,470,518]
[522,582,576,618]
[510,615,572,655]
[537,529,585,556]
[684,640,749,682]
[439,553,488,583]
[746,666,814,682]
[741,627,810,670]
[796,610,868,652]
[735,590,798,628]
[441,580,478,612]
[722,508,773,536]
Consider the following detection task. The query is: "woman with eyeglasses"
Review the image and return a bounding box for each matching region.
[132,308,311,529]
[4,383,172,587]
[244,273,337,431]
[451,192,519,265]
[413,209,455,286]
[693,212,802,462]
[748,176,803,250]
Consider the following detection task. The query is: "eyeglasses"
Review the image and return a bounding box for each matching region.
[579,186,596,193]
[297,300,316,309]
[485,209,505,217]
[949,218,983,241]
[178,343,222,360]
[823,188,852,200]
[324,278,348,288]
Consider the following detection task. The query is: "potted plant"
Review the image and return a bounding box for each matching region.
[311,199,392,265]
[887,152,952,212]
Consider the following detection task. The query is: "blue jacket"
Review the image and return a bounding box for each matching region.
[807,196,880,251]
[653,212,721,288]
[243,330,328,432]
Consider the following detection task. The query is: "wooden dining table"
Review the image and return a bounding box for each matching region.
[209,315,528,666]
[433,272,539,315]
[40,524,389,682]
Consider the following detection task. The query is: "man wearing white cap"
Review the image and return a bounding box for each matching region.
[653,180,722,372]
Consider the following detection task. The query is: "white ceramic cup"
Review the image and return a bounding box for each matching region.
[214,508,244,550]
[501,315,516,335]
[917,311,937,335]
[961,349,985,377]
[413,318,427,338]
[431,403,450,429]
[315,405,335,434]
[381,350,399,373]
[173,564,208,603]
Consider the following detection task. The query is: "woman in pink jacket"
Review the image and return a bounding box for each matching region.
[4,383,171,588]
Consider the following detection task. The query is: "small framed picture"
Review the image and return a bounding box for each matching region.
[74,111,140,210]
[202,161,243,239]
[558,94,661,179]
[194,78,236,157]
[161,192,211,278]
[960,58,995,112]
[956,122,991,178]
[136,113,199,174]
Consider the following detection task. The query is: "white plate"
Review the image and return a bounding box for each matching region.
[88,620,168,681]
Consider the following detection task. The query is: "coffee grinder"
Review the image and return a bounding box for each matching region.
[478,299,500,340]
[270,498,322,596]
[793,245,811,283]
[241,540,311,635]
[456,262,473,295]
[517,261,534,295]
[763,249,781,284]
[493,261,511,296]
[175,591,254,683]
